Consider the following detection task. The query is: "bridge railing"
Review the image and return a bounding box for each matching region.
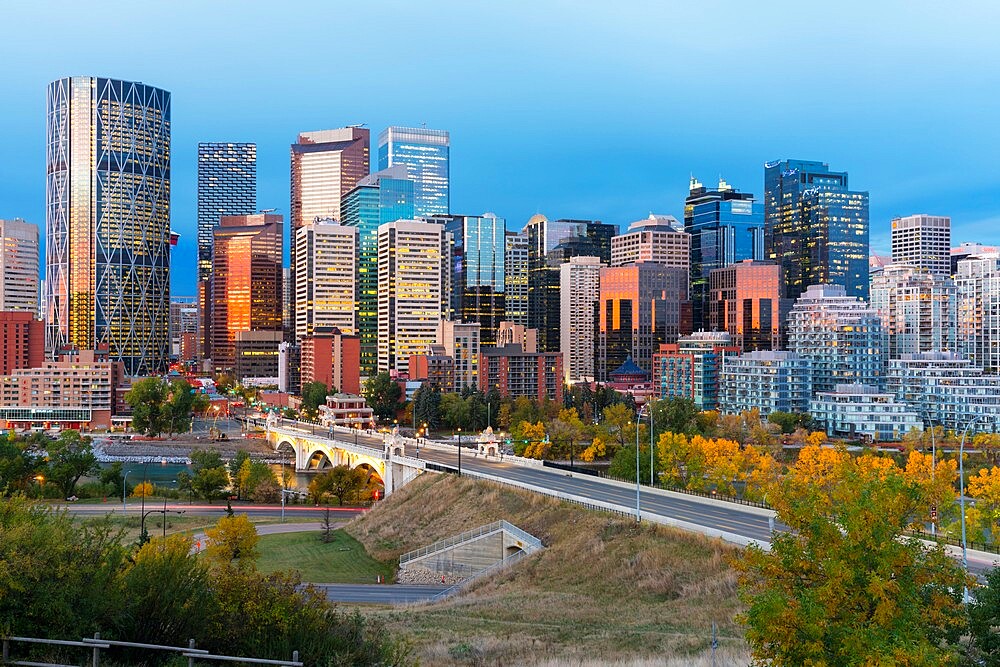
[399,520,542,567]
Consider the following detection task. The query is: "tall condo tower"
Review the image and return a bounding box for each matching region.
[764,160,869,301]
[196,143,257,281]
[890,214,951,277]
[46,77,171,375]
[377,126,450,216]
[0,218,40,313]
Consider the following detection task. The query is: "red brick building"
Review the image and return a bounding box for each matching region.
[300,328,361,395]
[0,311,44,375]
[479,344,563,403]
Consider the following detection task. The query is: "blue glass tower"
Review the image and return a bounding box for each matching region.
[764,159,869,301]
[377,126,449,216]
[342,166,415,374]
[685,178,764,331]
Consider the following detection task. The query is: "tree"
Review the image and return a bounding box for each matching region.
[47,430,98,498]
[767,410,807,435]
[190,450,230,502]
[300,381,329,419]
[969,566,1000,664]
[204,514,260,568]
[653,397,698,435]
[125,378,170,436]
[600,403,635,450]
[320,507,334,543]
[413,386,443,430]
[229,449,252,494]
[308,465,369,506]
[165,378,196,436]
[363,372,401,420]
[100,461,125,498]
[131,481,155,498]
[547,408,587,460]
[511,421,546,456]
[236,458,278,502]
[0,433,46,496]
[732,450,969,665]
[967,466,1000,542]
[608,443,657,483]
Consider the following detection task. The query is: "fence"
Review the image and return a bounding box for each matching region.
[399,519,542,566]
[904,528,1000,555]
[0,633,302,667]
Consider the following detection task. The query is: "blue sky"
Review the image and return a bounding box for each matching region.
[1,0,999,296]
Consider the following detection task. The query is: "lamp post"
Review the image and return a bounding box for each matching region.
[141,501,185,543]
[649,401,655,486]
[34,474,45,500]
[457,427,463,476]
[122,470,131,513]
[634,411,641,522]
[923,410,937,536]
[960,415,983,603]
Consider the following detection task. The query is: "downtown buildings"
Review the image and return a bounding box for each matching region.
[377,126,449,216]
[0,218,40,314]
[870,264,957,358]
[708,260,788,351]
[45,76,171,376]
[891,214,951,276]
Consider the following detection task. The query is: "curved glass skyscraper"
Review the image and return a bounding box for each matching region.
[46,77,171,376]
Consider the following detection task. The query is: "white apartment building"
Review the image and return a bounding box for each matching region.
[870,265,957,358]
[810,383,923,441]
[295,221,357,339]
[890,214,951,277]
[718,350,812,416]
[887,352,1000,432]
[610,214,690,271]
[787,284,887,393]
[377,220,450,375]
[559,256,603,382]
[0,218,40,313]
[956,254,1000,372]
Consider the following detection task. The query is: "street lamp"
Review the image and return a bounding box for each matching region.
[649,401,655,486]
[141,500,186,543]
[457,427,463,476]
[122,470,131,513]
[960,415,983,603]
[922,410,937,536]
[34,474,44,500]
[634,411,641,522]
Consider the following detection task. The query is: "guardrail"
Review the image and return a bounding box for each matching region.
[399,520,504,565]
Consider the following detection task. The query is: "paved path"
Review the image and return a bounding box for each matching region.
[311,583,447,604]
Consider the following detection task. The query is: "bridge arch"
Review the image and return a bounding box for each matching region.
[307,450,334,470]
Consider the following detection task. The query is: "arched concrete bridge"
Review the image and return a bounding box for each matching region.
[266,422,426,496]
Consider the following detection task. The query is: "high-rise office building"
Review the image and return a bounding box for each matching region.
[196,143,256,282]
[708,260,789,351]
[210,214,283,373]
[341,166,415,374]
[504,231,529,327]
[610,214,690,270]
[597,263,688,380]
[426,213,506,344]
[438,320,481,391]
[786,284,887,393]
[870,264,957,358]
[377,220,451,375]
[956,254,1000,372]
[377,126,449,216]
[46,77,171,375]
[685,178,764,330]
[524,215,617,351]
[559,256,603,383]
[169,296,198,359]
[891,215,951,277]
[0,312,45,375]
[295,221,357,340]
[0,218,40,314]
[764,160,869,301]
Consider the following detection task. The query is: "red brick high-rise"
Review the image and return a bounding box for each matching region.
[0,311,44,375]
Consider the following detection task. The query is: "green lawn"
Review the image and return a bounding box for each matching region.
[256,529,395,584]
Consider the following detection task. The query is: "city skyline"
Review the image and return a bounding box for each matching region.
[2,3,999,298]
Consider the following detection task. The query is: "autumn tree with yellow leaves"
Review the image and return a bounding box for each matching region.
[732,446,970,665]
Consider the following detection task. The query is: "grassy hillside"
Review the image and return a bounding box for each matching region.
[346,474,748,666]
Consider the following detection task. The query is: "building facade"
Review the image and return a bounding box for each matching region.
[685,178,764,331]
[870,265,957,358]
[559,256,602,383]
[597,264,688,381]
[956,254,1000,372]
[479,344,563,403]
[234,330,283,382]
[377,126,449,216]
[504,231,529,327]
[810,384,923,441]
[652,332,739,411]
[787,284,887,392]
[300,328,361,395]
[0,218,40,314]
[764,159,869,301]
[169,297,198,359]
[610,214,690,270]
[438,320,480,391]
[887,352,1000,432]
[210,214,283,373]
[377,220,450,375]
[341,166,415,375]
[718,350,812,416]
[708,260,788,351]
[0,312,45,375]
[196,142,257,282]
[891,214,951,277]
[294,221,357,340]
[46,77,171,375]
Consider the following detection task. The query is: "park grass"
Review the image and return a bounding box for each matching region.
[256,529,396,584]
[72,512,315,543]
[346,474,749,666]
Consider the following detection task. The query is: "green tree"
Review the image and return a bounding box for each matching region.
[125,377,169,436]
[300,381,330,419]
[547,408,587,460]
[969,566,1000,664]
[767,410,809,435]
[412,385,442,430]
[46,429,98,498]
[600,403,636,450]
[732,450,969,665]
[99,461,125,498]
[608,443,656,482]
[190,450,230,502]
[652,397,698,435]
[308,465,369,506]
[0,433,46,495]
[363,372,401,420]
[165,378,196,436]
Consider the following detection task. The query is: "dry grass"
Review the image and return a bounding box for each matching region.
[346,474,747,666]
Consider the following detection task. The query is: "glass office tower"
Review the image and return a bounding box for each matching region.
[685,177,764,331]
[197,143,256,282]
[764,159,869,301]
[342,166,415,375]
[377,126,449,216]
[46,77,171,376]
[426,213,507,345]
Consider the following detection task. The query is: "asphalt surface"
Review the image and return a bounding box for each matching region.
[63,502,365,520]
[312,583,447,604]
